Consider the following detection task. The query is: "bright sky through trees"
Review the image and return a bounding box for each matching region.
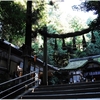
[14,0,97,34]
[58,0,97,22]
[15,0,97,22]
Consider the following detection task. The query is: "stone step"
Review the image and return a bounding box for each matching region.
[35,82,100,91]
[38,81,100,88]
[21,92,100,99]
[19,81,100,99]
[28,87,100,95]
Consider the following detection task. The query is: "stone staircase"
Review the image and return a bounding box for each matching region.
[18,81,100,99]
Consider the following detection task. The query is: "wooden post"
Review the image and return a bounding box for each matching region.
[8,44,11,71]
[23,1,32,75]
[43,36,48,85]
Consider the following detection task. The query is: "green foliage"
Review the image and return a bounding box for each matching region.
[77,1,100,56]
[86,17,94,26]
[48,75,59,85]
[1,0,98,68]
[32,0,48,32]
[0,0,48,47]
[72,1,100,57]
[0,1,26,41]
[48,71,69,85]
[46,2,67,34]
[79,1,100,15]
[49,38,69,67]
[69,17,86,31]
[86,31,100,56]
[25,1,94,66]
[67,16,88,58]
[32,42,39,54]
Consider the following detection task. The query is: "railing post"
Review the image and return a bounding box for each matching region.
[38,66,40,85]
[34,55,36,86]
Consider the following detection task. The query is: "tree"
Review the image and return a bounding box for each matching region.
[32,2,90,67]
[0,0,48,47]
[73,1,100,56]
[73,1,100,31]
[0,1,26,45]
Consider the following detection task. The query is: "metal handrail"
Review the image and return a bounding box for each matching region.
[0,77,34,94]
[1,79,38,99]
[0,71,37,86]
[0,71,40,99]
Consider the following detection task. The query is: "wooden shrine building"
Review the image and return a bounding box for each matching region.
[60,55,100,83]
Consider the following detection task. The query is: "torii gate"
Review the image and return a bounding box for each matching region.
[23,0,99,86]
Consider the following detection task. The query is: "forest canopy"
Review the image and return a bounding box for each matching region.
[0,0,100,67]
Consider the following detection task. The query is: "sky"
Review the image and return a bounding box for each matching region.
[15,0,97,22]
[58,0,97,22]
[15,0,97,26]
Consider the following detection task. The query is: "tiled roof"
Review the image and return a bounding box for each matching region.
[60,60,88,70]
[61,55,100,70]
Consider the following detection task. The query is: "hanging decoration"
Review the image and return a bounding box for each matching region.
[73,37,77,50]
[82,35,87,49]
[91,30,96,43]
[62,38,66,50]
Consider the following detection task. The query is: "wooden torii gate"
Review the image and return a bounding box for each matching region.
[24,0,99,85]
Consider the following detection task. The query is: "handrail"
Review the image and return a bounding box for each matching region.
[0,77,34,94]
[0,71,37,86]
[0,71,40,99]
[1,80,38,99]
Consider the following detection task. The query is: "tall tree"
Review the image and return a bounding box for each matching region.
[73,1,100,56]
[73,1,100,30]
[0,1,26,44]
